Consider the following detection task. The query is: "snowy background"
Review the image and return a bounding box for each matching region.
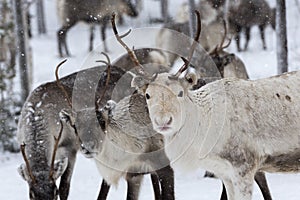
[1,0,300,199]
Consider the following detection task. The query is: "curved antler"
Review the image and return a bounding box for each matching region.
[49,120,64,179]
[172,10,202,78]
[20,143,36,183]
[111,12,146,76]
[55,59,72,108]
[95,52,111,111]
[55,60,86,149]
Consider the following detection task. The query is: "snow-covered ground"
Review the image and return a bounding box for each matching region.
[1,0,300,199]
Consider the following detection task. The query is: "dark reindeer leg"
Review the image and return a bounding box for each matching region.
[58,151,76,200]
[101,16,110,52]
[220,183,227,200]
[244,27,251,51]
[57,21,76,57]
[234,25,242,52]
[254,171,272,200]
[259,25,267,50]
[151,173,161,200]
[97,179,111,200]
[156,165,175,200]
[126,173,143,200]
[89,25,95,52]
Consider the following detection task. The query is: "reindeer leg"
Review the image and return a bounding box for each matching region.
[101,16,110,52]
[144,149,174,200]
[234,25,242,52]
[57,21,76,57]
[259,25,267,50]
[126,173,143,200]
[151,173,161,200]
[57,28,64,58]
[89,25,95,52]
[97,179,111,200]
[220,183,228,200]
[156,165,175,200]
[254,171,272,200]
[222,172,254,200]
[244,27,251,51]
[220,171,272,200]
[58,152,76,200]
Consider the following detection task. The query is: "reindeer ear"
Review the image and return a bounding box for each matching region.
[59,109,75,126]
[18,164,30,181]
[53,157,68,180]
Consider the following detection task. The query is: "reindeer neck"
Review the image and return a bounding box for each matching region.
[22,103,55,171]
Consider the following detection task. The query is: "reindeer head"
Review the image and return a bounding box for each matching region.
[133,71,198,135]
[59,107,104,158]
[18,123,68,200]
[55,54,119,158]
[109,11,202,136]
[206,19,234,78]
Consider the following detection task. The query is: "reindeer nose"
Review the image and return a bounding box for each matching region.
[167,117,172,125]
[155,116,173,126]
[80,142,96,158]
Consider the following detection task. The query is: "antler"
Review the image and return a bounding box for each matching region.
[111,12,146,76]
[209,19,231,55]
[172,10,202,78]
[55,59,72,108]
[95,52,111,111]
[49,120,64,179]
[55,60,86,149]
[20,143,36,183]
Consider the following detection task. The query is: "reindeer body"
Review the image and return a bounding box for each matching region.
[141,70,300,199]
[17,64,140,200]
[17,71,80,200]
[56,0,138,57]
[228,0,276,51]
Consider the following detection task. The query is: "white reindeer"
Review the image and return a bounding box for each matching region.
[130,18,300,198]
[111,11,275,200]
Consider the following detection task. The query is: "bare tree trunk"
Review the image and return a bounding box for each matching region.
[188,0,196,37]
[36,0,47,34]
[161,0,169,24]
[13,0,30,103]
[276,0,288,74]
[295,0,300,13]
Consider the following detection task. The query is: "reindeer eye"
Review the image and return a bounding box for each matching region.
[145,93,150,99]
[178,91,183,97]
[187,78,193,84]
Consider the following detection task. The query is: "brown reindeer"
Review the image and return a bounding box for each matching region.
[56,0,138,57]
[227,0,276,51]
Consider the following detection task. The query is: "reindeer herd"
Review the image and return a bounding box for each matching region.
[16,0,300,200]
